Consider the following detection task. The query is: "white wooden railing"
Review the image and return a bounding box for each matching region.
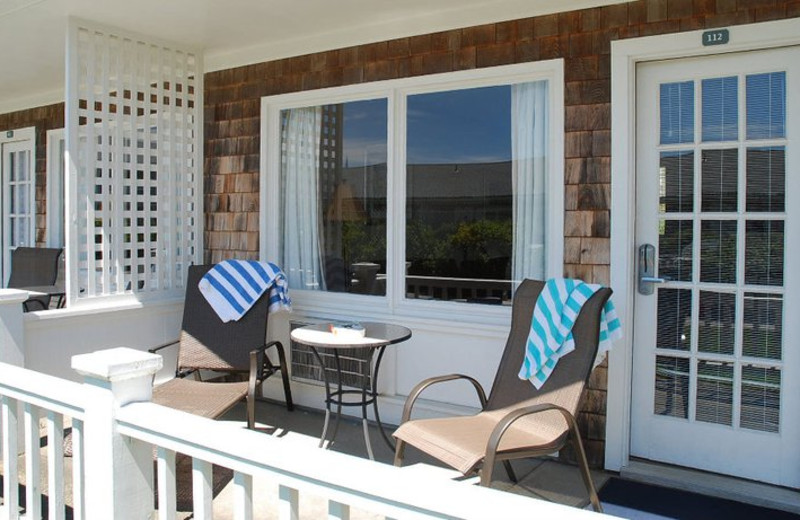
[0,348,612,520]
[0,359,89,520]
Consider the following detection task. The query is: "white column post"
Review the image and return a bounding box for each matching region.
[72,347,163,520]
[0,289,28,366]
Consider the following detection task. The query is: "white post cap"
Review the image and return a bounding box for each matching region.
[72,347,163,382]
[0,288,31,304]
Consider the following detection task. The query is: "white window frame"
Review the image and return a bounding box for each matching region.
[46,128,65,248]
[0,126,36,283]
[261,61,564,327]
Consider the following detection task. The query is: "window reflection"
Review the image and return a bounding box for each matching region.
[405,82,547,304]
[279,99,388,295]
[277,79,551,305]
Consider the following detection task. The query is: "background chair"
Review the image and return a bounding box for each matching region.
[6,246,63,311]
[151,264,293,428]
[393,279,611,512]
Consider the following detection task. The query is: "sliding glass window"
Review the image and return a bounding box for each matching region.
[264,63,562,309]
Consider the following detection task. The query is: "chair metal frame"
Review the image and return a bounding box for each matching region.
[393,279,611,513]
[151,264,293,428]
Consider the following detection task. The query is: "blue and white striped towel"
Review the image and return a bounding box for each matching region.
[518,278,622,389]
[198,260,291,323]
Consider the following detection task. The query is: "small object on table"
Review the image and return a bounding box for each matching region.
[329,321,366,338]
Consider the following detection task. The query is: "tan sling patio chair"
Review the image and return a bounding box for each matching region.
[393,279,612,512]
[151,264,293,429]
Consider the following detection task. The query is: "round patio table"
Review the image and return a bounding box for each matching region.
[290,321,411,460]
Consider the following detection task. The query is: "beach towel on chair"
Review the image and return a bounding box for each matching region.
[518,278,621,389]
[198,260,291,322]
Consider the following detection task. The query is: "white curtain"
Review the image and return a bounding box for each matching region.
[281,106,326,290]
[511,80,548,284]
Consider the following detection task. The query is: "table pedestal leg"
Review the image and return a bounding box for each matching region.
[309,347,336,449]
[362,418,374,460]
[372,346,395,450]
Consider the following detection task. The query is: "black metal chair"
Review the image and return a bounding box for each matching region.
[6,247,63,311]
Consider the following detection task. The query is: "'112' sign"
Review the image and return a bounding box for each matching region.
[703,29,729,46]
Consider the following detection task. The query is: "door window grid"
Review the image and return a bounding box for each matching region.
[654,71,787,433]
[0,133,36,282]
[7,149,33,248]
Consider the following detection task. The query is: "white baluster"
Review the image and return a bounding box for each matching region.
[46,411,65,520]
[192,458,213,520]
[233,471,253,520]
[24,403,41,520]
[328,501,351,520]
[2,396,20,519]
[156,447,177,518]
[278,485,299,520]
[70,419,84,520]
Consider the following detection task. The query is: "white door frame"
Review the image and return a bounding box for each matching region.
[0,126,37,283]
[46,128,65,248]
[607,17,800,473]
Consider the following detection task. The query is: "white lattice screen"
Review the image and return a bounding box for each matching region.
[66,21,202,302]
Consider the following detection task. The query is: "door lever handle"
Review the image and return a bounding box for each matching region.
[638,244,671,295]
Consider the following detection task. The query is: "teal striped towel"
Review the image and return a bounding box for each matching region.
[198,260,291,322]
[518,278,621,389]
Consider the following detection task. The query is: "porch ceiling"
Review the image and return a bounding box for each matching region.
[0,0,627,114]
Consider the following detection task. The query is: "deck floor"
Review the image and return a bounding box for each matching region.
[208,398,609,518]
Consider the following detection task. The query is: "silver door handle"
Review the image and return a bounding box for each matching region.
[638,244,671,295]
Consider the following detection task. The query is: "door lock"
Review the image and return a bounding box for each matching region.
[638,244,669,295]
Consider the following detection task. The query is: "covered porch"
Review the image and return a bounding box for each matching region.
[3,0,800,518]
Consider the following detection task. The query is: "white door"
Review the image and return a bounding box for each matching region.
[0,134,36,283]
[631,46,800,487]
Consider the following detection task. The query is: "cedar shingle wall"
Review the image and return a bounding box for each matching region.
[205,0,799,465]
[0,103,65,246]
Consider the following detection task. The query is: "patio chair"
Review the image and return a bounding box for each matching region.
[393,279,612,513]
[151,264,294,429]
[6,247,63,311]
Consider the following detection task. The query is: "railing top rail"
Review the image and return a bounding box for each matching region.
[0,361,87,418]
[405,275,512,284]
[119,401,609,520]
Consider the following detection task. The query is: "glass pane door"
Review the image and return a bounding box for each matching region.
[632,47,800,487]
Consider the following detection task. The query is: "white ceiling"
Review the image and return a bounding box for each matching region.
[0,0,625,114]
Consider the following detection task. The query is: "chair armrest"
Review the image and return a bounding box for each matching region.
[400,374,488,424]
[148,339,182,378]
[264,339,284,352]
[248,340,286,382]
[482,403,576,486]
[148,339,180,354]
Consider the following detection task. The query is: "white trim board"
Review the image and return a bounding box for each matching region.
[607,17,800,473]
[46,128,65,248]
[0,126,35,144]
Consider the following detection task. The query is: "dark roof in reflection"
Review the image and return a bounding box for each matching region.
[340,161,512,199]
